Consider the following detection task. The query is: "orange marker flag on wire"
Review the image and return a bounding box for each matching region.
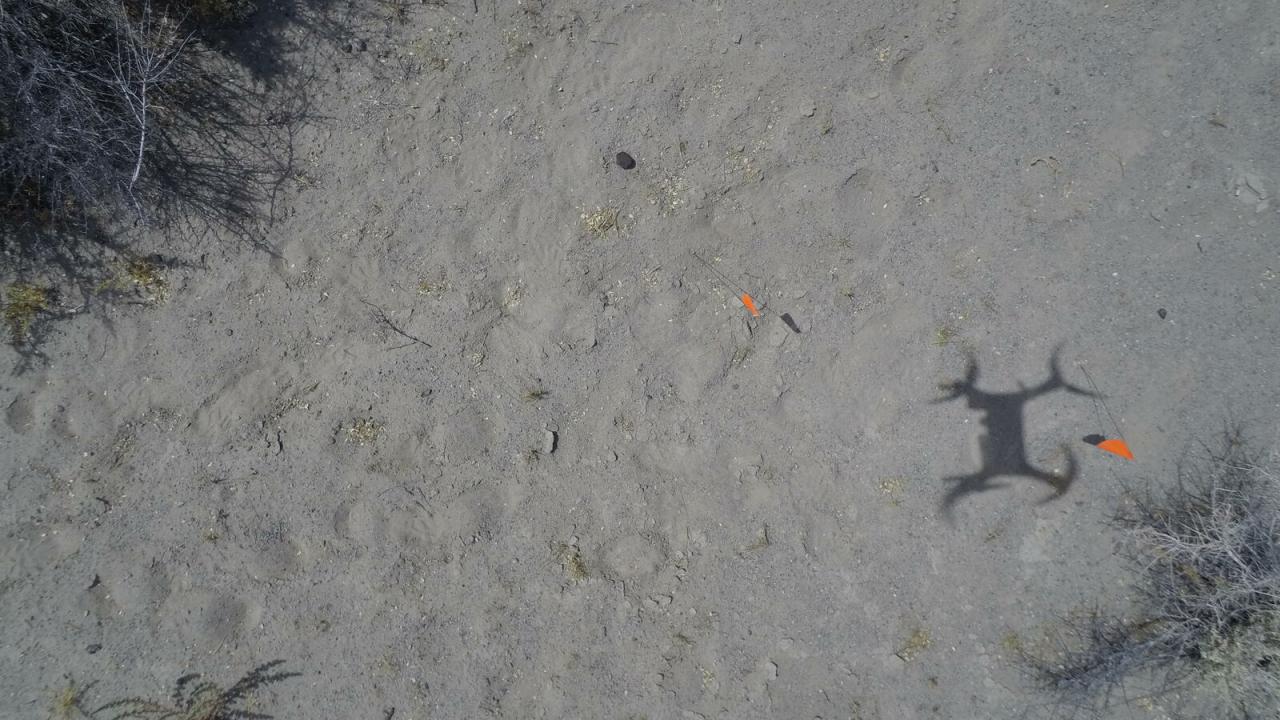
[1078,366,1135,461]
[691,252,764,319]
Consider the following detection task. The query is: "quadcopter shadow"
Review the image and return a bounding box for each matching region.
[934,348,1095,521]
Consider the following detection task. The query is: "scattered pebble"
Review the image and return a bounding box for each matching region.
[87,643,102,654]
[1157,308,1167,319]
[616,151,636,170]
[543,429,558,455]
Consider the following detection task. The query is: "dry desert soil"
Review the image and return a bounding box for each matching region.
[2,1,1279,718]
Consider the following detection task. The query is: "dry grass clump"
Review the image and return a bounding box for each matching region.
[4,282,51,342]
[346,417,383,446]
[125,259,170,302]
[51,677,94,719]
[580,207,618,237]
[99,258,170,303]
[557,542,588,582]
[896,628,932,663]
[1025,431,1280,718]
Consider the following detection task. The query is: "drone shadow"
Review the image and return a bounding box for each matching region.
[934,348,1095,521]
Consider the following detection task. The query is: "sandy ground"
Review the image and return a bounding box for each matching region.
[3,1,1279,717]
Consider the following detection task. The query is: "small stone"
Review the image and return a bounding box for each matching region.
[1157,308,1167,319]
[801,105,816,118]
[543,429,558,454]
[616,151,636,170]
[733,33,743,44]
[87,643,102,654]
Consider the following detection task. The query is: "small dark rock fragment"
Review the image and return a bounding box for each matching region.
[88,574,101,590]
[1157,308,1167,319]
[87,643,102,654]
[615,151,636,170]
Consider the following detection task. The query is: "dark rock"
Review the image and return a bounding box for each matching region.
[615,152,636,170]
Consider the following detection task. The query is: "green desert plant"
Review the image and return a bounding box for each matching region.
[88,660,296,720]
[1024,430,1280,718]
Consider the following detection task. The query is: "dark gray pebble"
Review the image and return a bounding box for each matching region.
[616,152,636,170]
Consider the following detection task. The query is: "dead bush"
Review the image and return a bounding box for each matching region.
[1025,430,1280,718]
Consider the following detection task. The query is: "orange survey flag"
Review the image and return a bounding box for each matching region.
[741,293,760,317]
[1084,434,1134,460]
[1097,438,1134,460]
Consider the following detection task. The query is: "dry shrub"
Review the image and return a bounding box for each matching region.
[1026,430,1280,718]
